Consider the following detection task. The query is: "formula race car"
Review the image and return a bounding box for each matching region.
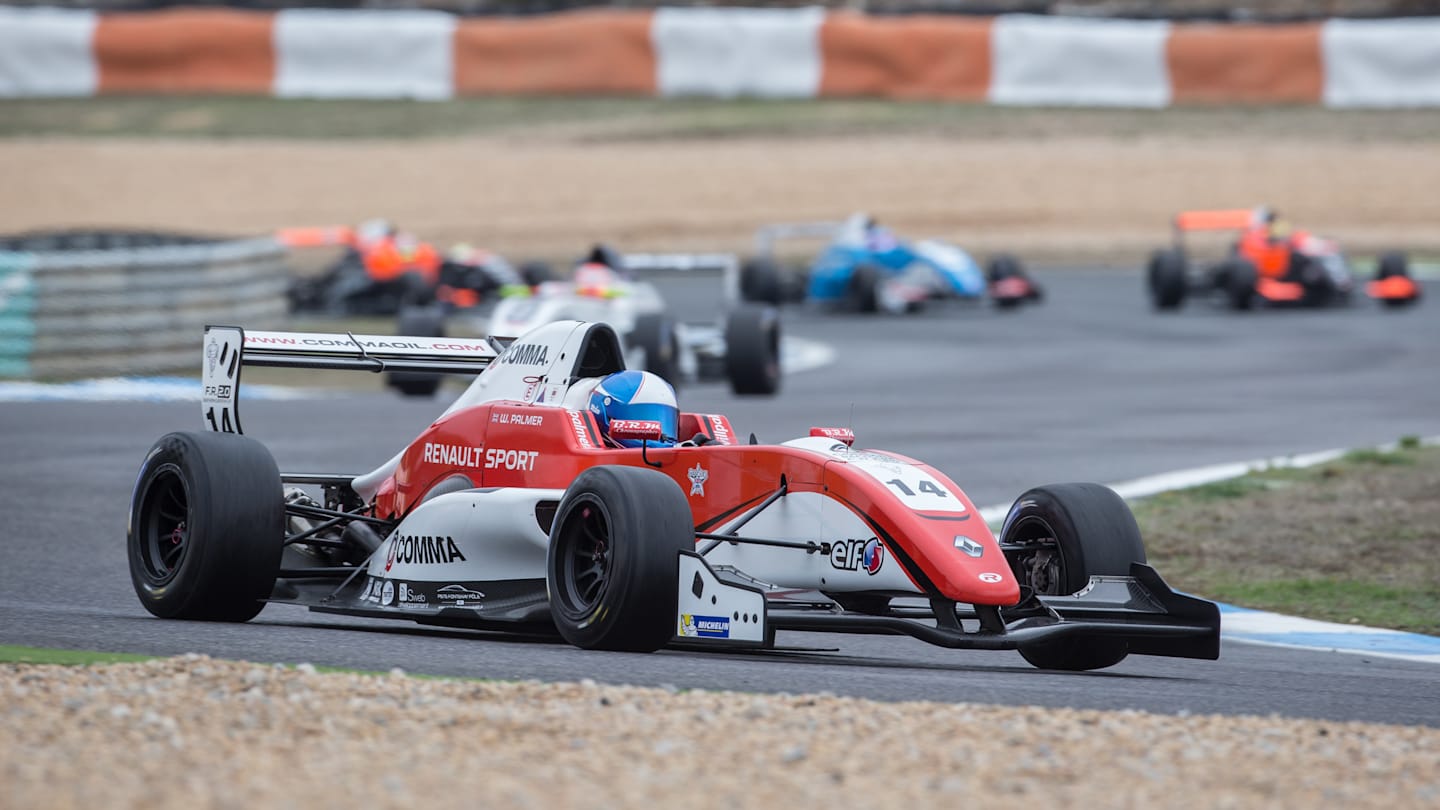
[1147,208,1421,311]
[483,245,781,396]
[284,221,552,316]
[742,214,1042,313]
[126,320,1219,671]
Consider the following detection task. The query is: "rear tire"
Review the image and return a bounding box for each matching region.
[520,261,556,287]
[724,306,781,396]
[630,313,681,387]
[999,483,1146,671]
[546,466,695,652]
[1376,251,1409,280]
[128,431,283,622]
[1148,249,1187,311]
[387,304,446,397]
[740,257,784,305]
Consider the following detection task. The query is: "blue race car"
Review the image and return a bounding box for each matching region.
[742,214,1042,313]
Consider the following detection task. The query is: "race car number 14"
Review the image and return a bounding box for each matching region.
[881,470,964,512]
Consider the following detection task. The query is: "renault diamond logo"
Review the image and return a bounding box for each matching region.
[953,535,983,558]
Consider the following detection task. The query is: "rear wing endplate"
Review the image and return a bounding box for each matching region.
[201,325,505,434]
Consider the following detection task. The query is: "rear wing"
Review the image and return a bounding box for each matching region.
[275,226,356,249]
[753,221,844,259]
[201,325,506,434]
[1172,209,1260,233]
[619,252,742,304]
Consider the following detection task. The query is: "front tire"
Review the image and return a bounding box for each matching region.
[1000,483,1147,671]
[1148,249,1187,311]
[1225,259,1258,311]
[128,431,284,622]
[630,313,681,387]
[724,305,781,396]
[546,466,695,652]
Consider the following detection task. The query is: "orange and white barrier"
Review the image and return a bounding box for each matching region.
[4,6,1440,107]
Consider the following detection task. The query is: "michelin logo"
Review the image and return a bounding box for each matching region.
[680,614,730,639]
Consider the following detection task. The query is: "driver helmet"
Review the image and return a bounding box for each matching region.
[587,370,679,448]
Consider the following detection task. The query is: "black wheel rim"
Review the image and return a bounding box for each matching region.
[1004,516,1068,596]
[138,464,190,586]
[554,495,612,620]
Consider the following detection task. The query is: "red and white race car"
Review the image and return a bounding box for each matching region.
[128,320,1218,671]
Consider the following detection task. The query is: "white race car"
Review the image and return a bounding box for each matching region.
[486,247,780,396]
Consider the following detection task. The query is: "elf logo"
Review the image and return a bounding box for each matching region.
[829,537,884,575]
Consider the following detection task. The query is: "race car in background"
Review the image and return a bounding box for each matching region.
[126,319,1220,671]
[1147,207,1422,311]
[478,245,781,397]
[283,220,554,315]
[740,214,1043,313]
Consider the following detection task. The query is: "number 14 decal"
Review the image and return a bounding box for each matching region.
[887,479,947,498]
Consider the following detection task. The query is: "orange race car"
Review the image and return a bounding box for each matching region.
[282,220,548,315]
[1146,208,1421,311]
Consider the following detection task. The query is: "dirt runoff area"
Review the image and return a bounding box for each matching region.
[3,655,1438,810]
[3,131,1440,263]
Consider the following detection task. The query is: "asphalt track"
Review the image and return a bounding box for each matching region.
[3,268,1439,726]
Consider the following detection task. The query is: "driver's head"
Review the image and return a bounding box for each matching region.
[587,370,678,448]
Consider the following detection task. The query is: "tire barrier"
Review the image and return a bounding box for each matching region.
[3,6,1440,106]
[0,231,288,379]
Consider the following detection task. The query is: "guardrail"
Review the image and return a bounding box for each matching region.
[0,231,289,379]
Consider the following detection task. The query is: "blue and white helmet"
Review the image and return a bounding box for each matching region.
[587,370,679,448]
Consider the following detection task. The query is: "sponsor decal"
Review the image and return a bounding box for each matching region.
[830,537,884,575]
[202,383,233,401]
[362,578,380,603]
[205,338,219,374]
[386,535,467,569]
[398,582,427,607]
[485,448,540,471]
[436,584,486,607]
[492,411,544,427]
[687,463,708,497]
[953,536,983,558]
[567,410,595,449]
[828,443,904,472]
[423,442,484,467]
[380,580,396,606]
[810,426,855,445]
[707,415,733,445]
[499,342,550,366]
[680,614,730,639]
[978,572,1003,583]
[248,335,472,352]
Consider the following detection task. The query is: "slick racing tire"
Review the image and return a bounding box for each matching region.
[1376,251,1410,280]
[740,257,784,305]
[987,253,1041,309]
[723,305,781,396]
[387,304,446,397]
[999,483,1147,671]
[1147,249,1187,311]
[128,431,284,622]
[1225,259,1258,311]
[546,466,695,652]
[630,313,682,387]
[1375,251,1418,309]
[520,261,556,287]
[848,264,882,313]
